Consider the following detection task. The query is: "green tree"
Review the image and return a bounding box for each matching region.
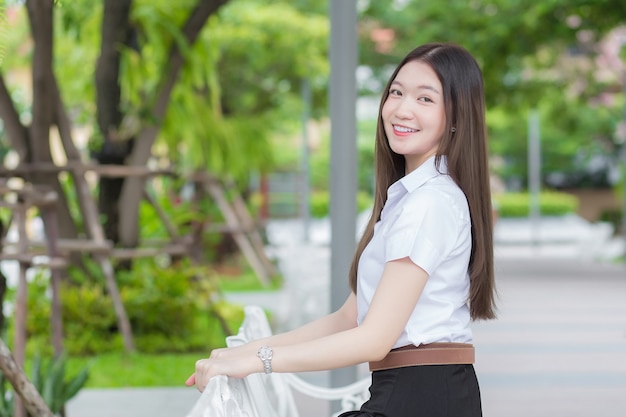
[158,1,329,178]
[0,0,231,247]
[358,0,626,188]
[359,0,625,106]
[0,0,329,249]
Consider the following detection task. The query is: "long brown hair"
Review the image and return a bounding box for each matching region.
[348,43,496,320]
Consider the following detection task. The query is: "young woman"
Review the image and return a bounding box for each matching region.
[186,42,496,417]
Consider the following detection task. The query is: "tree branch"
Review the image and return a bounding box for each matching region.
[51,76,81,161]
[130,0,229,166]
[119,0,229,246]
[0,338,54,417]
[154,0,229,120]
[0,73,29,160]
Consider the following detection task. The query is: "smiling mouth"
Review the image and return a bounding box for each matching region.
[393,125,419,133]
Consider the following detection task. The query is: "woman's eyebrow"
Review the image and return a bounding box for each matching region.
[390,80,441,95]
[416,84,441,95]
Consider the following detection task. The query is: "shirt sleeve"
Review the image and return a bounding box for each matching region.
[383,188,463,275]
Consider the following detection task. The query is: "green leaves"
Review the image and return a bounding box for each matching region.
[358,0,626,189]
[155,1,330,180]
[487,90,623,187]
[120,1,328,180]
[7,0,330,183]
[493,191,579,217]
[359,0,625,106]
[0,372,12,417]
[31,354,90,415]
[0,354,91,417]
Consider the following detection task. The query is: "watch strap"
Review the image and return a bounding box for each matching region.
[257,346,273,374]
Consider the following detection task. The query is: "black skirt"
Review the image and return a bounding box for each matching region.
[338,364,482,417]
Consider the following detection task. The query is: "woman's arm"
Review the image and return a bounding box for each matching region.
[270,257,428,371]
[217,293,358,355]
[185,292,358,387]
[188,257,428,388]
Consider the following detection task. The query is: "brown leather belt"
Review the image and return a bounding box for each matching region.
[369,342,475,372]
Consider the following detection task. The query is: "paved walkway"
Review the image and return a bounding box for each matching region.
[65,217,626,417]
[475,258,626,417]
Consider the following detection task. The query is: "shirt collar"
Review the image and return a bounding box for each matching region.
[396,155,448,193]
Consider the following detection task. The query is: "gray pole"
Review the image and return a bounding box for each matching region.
[620,37,626,262]
[614,35,626,262]
[329,0,358,401]
[528,110,541,246]
[300,79,312,242]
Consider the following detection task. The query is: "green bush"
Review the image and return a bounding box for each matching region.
[17,271,128,356]
[118,258,225,354]
[17,258,234,356]
[119,260,201,337]
[309,190,373,218]
[61,282,121,355]
[493,191,579,217]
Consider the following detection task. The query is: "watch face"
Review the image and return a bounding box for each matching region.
[258,346,272,359]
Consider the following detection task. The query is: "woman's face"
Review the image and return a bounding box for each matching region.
[381,60,446,173]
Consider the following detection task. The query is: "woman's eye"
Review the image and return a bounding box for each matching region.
[418,96,433,103]
[389,89,402,96]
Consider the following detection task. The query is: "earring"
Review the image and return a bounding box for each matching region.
[451,127,456,133]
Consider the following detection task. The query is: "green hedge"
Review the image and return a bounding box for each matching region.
[493,191,579,217]
[312,190,578,219]
[17,258,242,356]
[309,190,373,218]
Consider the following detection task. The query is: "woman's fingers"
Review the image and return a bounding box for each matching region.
[193,358,216,392]
[188,349,254,392]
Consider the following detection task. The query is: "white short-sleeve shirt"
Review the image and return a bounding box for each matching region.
[357,156,472,349]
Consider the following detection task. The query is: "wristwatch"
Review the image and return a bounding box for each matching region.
[257,346,273,374]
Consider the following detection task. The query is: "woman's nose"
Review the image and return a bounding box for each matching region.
[394,98,414,119]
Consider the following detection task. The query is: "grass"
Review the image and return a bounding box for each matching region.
[213,256,283,292]
[9,258,281,390]
[65,351,210,388]
[217,270,283,292]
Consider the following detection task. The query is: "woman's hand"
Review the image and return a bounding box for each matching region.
[185,293,359,392]
[185,347,261,392]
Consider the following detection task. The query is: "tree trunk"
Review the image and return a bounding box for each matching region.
[94,0,134,243]
[0,218,6,334]
[0,14,77,242]
[26,0,54,164]
[51,76,102,244]
[118,0,229,247]
[0,338,54,417]
[24,0,78,240]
